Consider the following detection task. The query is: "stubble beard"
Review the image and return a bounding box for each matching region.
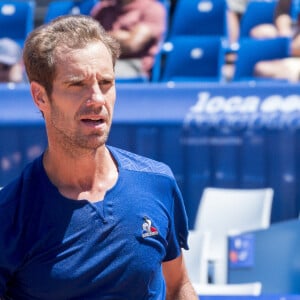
[49,104,111,158]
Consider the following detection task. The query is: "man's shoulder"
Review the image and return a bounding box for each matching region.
[108,145,174,178]
[0,155,42,206]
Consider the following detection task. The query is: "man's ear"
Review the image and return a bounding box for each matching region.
[30,81,48,111]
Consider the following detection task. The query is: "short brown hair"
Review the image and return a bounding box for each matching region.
[23,15,120,95]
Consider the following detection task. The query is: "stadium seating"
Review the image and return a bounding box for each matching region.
[291,0,300,23]
[168,0,228,38]
[0,0,35,47]
[76,0,97,15]
[44,0,97,23]
[153,36,226,82]
[240,0,277,38]
[44,1,74,23]
[233,37,291,81]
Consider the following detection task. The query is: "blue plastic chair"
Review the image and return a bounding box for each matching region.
[44,0,98,23]
[0,0,35,47]
[156,36,225,82]
[291,0,300,23]
[233,37,291,81]
[240,0,277,38]
[168,0,228,38]
[75,0,98,15]
[44,1,74,23]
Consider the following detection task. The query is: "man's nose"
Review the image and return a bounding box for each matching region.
[87,84,105,105]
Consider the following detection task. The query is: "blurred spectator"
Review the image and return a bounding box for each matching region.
[224,0,250,80]
[250,0,300,82]
[0,38,24,83]
[90,0,166,79]
[250,0,294,39]
[226,0,250,44]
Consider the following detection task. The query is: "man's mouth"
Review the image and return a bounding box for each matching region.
[81,117,105,126]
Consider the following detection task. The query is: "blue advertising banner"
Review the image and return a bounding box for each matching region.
[228,233,255,269]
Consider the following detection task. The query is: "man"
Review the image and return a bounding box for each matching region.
[0,15,197,299]
[0,38,24,83]
[90,0,166,79]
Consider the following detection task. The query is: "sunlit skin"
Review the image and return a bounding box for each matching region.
[47,41,116,155]
[30,41,118,202]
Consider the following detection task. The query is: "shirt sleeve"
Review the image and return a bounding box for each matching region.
[0,183,28,297]
[0,192,16,296]
[163,179,189,262]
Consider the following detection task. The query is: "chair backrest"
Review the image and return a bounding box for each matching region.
[157,36,225,82]
[233,37,291,81]
[291,0,300,23]
[194,282,262,296]
[169,0,228,37]
[182,231,210,284]
[44,1,74,23]
[240,0,277,38]
[44,0,97,23]
[194,187,273,283]
[195,187,273,244]
[0,0,35,47]
[75,0,98,15]
[150,0,171,81]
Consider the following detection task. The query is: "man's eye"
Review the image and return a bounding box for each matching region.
[99,80,113,86]
[68,80,84,87]
[72,82,84,86]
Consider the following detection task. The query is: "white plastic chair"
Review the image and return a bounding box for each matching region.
[194,282,262,296]
[193,187,273,284]
[182,231,210,285]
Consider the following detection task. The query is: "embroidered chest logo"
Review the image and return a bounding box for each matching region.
[142,216,158,238]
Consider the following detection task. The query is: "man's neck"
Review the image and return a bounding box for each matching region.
[43,146,118,202]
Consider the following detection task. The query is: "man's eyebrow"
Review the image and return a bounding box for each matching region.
[62,73,115,85]
[62,75,85,85]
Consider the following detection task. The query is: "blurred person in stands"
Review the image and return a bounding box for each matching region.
[90,0,166,80]
[224,0,250,80]
[226,0,250,45]
[250,0,300,82]
[0,15,197,300]
[250,0,294,38]
[0,38,24,83]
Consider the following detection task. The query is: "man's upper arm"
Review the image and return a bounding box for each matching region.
[162,253,198,300]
